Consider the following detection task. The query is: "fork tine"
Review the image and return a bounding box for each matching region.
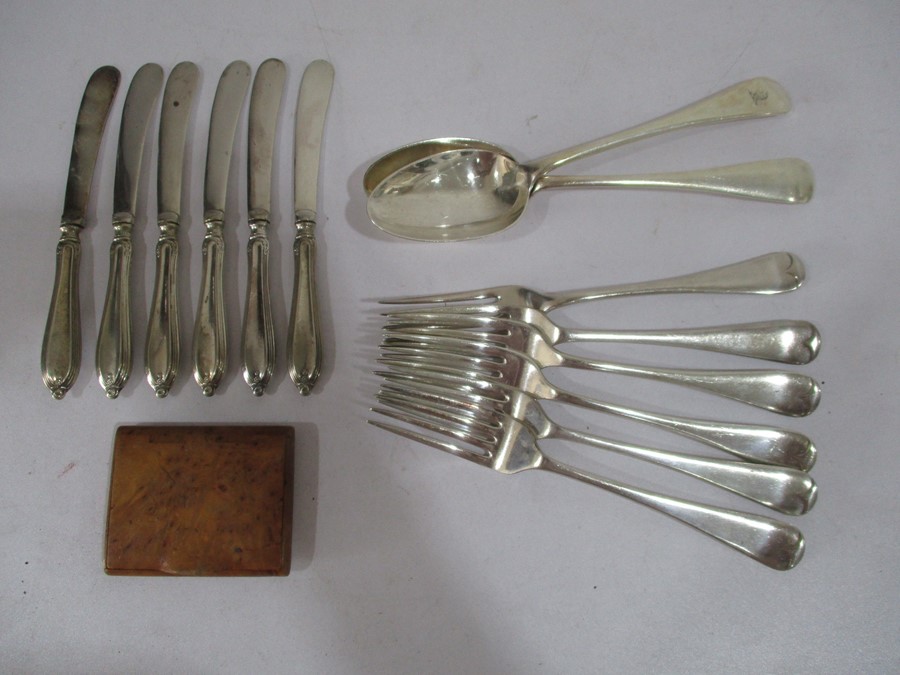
[380,338,506,365]
[377,387,501,429]
[378,287,499,305]
[380,377,510,410]
[383,312,500,330]
[378,354,503,382]
[376,390,501,437]
[379,303,501,317]
[369,404,496,455]
[375,364,502,398]
[367,419,493,467]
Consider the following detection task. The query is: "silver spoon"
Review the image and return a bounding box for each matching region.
[364,77,813,241]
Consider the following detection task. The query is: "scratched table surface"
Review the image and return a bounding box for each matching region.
[1,2,898,672]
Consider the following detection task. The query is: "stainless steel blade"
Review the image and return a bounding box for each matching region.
[97,64,163,398]
[193,60,251,397]
[157,62,199,221]
[113,63,164,217]
[61,65,120,227]
[204,60,251,217]
[248,58,286,219]
[288,59,334,395]
[242,58,285,396]
[293,59,334,220]
[145,62,199,398]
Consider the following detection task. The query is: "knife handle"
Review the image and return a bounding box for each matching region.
[145,218,180,398]
[241,218,275,396]
[193,216,227,396]
[96,215,134,399]
[41,225,82,399]
[288,218,322,395]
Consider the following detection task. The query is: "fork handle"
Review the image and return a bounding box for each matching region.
[556,354,821,417]
[540,456,804,570]
[562,320,821,365]
[553,388,816,470]
[552,425,816,515]
[542,252,803,312]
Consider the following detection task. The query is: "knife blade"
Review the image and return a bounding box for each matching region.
[41,65,120,399]
[288,59,334,395]
[145,61,199,398]
[242,58,285,396]
[192,60,251,396]
[95,63,164,399]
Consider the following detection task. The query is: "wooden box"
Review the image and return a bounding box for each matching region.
[104,425,293,576]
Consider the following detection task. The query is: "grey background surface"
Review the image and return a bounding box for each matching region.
[1,1,898,672]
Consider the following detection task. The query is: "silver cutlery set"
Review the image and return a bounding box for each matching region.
[363,78,821,568]
[41,59,333,399]
[42,67,820,568]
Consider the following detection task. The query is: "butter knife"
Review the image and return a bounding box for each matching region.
[145,62,199,398]
[192,60,251,396]
[41,65,120,399]
[96,63,163,399]
[288,59,334,395]
[242,58,285,396]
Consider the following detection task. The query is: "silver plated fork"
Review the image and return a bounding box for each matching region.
[381,323,821,416]
[376,381,817,515]
[368,405,805,571]
[384,312,821,365]
[376,353,817,470]
[381,252,804,315]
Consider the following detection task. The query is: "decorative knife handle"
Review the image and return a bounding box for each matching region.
[41,224,82,399]
[193,214,227,396]
[95,214,134,399]
[145,216,180,397]
[288,215,321,395]
[241,215,275,396]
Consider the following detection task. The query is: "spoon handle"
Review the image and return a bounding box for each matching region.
[533,158,813,204]
[530,77,792,176]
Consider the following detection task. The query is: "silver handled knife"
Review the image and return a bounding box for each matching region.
[192,60,251,396]
[242,58,285,396]
[288,59,334,395]
[41,65,120,399]
[145,62,199,398]
[96,63,164,399]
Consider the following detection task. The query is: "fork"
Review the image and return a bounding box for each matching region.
[376,380,816,515]
[368,407,805,570]
[381,324,821,416]
[384,312,821,365]
[381,252,803,315]
[376,355,817,470]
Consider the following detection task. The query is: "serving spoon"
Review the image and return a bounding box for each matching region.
[364,77,814,241]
